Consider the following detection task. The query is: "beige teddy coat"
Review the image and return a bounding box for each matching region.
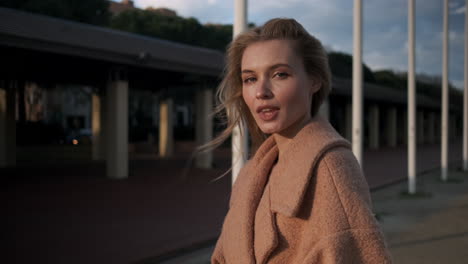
[211,117,392,263]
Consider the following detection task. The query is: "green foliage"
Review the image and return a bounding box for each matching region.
[373,70,406,90]
[0,0,110,25]
[109,9,232,50]
[202,24,233,51]
[328,51,376,83]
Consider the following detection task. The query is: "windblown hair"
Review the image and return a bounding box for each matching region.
[200,18,331,156]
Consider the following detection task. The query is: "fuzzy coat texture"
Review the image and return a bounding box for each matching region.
[211,116,392,263]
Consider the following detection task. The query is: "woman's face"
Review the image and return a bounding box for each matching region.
[241,39,320,136]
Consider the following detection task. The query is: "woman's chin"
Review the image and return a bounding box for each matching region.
[258,124,282,135]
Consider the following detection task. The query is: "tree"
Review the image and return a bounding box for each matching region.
[199,23,232,51]
[0,0,110,25]
[374,70,406,90]
[109,9,232,50]
[328,51,376,83]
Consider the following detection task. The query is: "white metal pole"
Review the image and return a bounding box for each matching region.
[463,0,468,171]
[352,0,363,166]
[232,0,249,184]
[408,0,417,194]
[441,0,449,181]
[234,0,247,36]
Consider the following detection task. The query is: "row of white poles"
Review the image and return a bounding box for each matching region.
[232,0,468,193]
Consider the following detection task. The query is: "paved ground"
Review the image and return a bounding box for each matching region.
[2,140,465,263]
[373,167,468,264]
[3,143,232,264]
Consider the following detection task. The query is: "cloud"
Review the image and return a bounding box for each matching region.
[453,6,466,14]
[451,79,464,89]
[249,0,304,11]
[127,0,465,87]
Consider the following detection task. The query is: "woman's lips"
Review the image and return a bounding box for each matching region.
[257,106,279,121]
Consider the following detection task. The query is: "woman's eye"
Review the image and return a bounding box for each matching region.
[274,72,289,79]
[243,77,256,84]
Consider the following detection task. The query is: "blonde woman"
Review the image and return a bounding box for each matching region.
[209,18,392,263]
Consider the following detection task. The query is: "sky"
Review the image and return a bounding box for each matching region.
[120,0,466,89]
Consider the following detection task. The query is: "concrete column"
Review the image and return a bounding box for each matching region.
[150,94,159,151]
[428,112,436,143]
[195,89,213,169]
[159,98,174,158]
[319,99,330,120]
[100,92,107,159]
[353,0,363,165]
[151,94,159,127]
[336,105,346,137]
[441,0,449,181]
[436,113,442,141]
[450,115,457,140]
[7,82,16,167]
[386,107,397,147]
[92,92,105,160]
[368,105,379,149]
[232,0,249,184]
[0,81,17,167]
[106,69,128,179]
[345,103,352,141]
[417,111,425,144]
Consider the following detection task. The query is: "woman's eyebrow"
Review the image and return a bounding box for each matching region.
[269,63,292,70]
[242,63,292,74]
[241,69,255,74]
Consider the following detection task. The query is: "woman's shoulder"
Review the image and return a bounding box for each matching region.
[318,146,370,200]
[312,146,377,229]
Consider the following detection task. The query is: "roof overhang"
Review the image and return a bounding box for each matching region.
[0,7,224,77]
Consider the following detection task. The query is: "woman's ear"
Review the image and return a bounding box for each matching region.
[309,77,321,95]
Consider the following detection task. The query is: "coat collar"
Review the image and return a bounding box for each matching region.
[260,116,351,217]
[221,116,350,263]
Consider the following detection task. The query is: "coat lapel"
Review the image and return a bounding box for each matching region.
[270,116,351,217]
[223,137,278,264]
[253,183,278,264]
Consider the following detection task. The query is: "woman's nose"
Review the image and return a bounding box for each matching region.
[255,79,273,99]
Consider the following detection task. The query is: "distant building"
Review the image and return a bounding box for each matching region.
[109,0,135,16]
[109,1,178,17]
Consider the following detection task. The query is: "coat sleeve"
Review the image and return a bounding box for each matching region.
[299,147,392,263]
[211,235,225,264]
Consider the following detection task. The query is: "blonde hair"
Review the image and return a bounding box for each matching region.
[201,18,331,157]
